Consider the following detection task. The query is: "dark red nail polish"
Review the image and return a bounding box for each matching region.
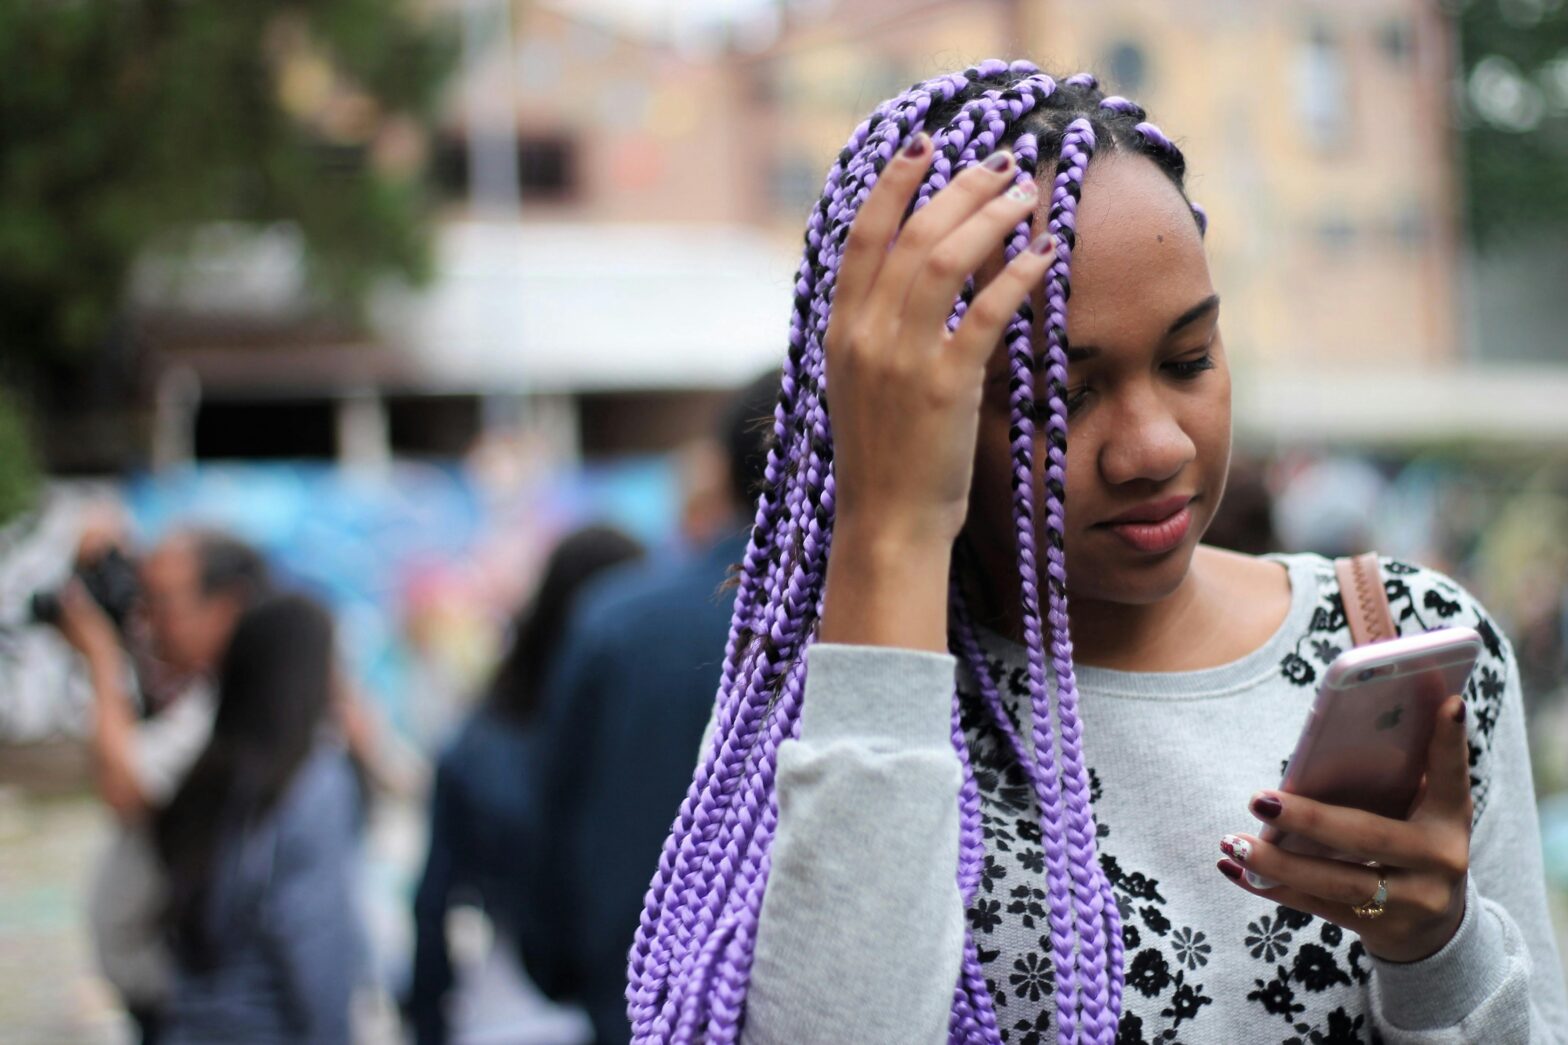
[1453,700,1467,724]
[902,133,929,158]
[1217,858,1244,882]
[1250,794,1283,820]
[982,150,1014,173]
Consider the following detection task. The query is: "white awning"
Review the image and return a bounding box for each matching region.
[372,220,801,392]
[1234,365,1568,445]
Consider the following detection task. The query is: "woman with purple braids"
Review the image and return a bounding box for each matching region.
[626,61,1568,1044]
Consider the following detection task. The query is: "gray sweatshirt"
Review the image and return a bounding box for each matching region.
[741,553,1568,1043]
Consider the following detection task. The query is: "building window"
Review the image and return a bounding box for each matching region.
[1105,40,1149,95]
[577,388,731,458]
[194,400,336,460]
[1392,204,1429,251]
[387,395,483,457]
[517,135,575,198]
[1294,24,1350,151]
[771,155,821,215]
[429,132,578,201]
[1377,19,1413,66]
[1316,215,1356,252]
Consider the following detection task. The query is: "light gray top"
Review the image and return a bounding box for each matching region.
[742,553,1568,1043]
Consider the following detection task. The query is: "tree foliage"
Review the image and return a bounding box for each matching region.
[0,388,39,527]
[0,1,456,366]
[1452,0,1568,247]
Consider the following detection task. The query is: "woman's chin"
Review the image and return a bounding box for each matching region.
[1063,532,1203,607]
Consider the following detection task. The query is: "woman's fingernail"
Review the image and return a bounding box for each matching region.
[1250,793,1283,820]
[1453,699,1467,724]
[1216,858,1244,882]
[1005,181,1038,203]
[982,150,1014,173]
[1220,835,1252,863]
[903,133,930,158]
[1028,232,1057,256]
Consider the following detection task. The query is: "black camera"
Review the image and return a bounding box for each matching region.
[31,547,141,632]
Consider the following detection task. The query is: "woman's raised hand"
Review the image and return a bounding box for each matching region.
[824,136,1057,548]
[819,134,1057,650]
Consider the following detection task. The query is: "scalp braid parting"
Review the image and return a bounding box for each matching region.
[628,59,1205,1045]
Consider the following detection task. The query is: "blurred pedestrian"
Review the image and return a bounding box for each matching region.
[408,525,645,1045]
[153,593,365,1045]
[56,527,268,1043]
[523,372,776,1045]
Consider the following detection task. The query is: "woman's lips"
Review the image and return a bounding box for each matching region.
[1103,503,1194,554]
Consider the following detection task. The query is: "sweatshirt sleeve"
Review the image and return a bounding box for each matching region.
[741,643,966,1045]
[1368,612,1568,1043]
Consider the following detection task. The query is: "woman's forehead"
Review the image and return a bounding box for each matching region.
[1042,154,1214,344]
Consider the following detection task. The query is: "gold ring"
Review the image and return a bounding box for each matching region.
[1351,875,1389,920]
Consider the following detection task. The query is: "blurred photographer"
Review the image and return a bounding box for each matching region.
[54,527,268,1044]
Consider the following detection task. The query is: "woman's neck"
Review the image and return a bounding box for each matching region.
[1066,560,1215,671]
[964,545,1291,673]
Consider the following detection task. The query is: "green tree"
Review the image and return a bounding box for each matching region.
[0,1,456,369]
[0,388,39,527]
[1452,0,1568,246]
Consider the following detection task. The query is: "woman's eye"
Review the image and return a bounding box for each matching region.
[1167,352,1216,379]
[1025,387,1088,421]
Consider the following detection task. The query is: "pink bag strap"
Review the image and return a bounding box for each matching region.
[1334,551,1397,647]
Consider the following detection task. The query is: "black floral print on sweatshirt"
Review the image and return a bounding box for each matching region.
[957,557,1511,1044]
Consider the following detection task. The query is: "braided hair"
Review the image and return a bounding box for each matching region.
[628,59,1206,1045]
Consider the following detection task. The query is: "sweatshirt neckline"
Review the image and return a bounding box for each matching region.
[973,552,1324,701]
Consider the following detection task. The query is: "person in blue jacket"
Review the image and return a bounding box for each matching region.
[524,371,778,1045]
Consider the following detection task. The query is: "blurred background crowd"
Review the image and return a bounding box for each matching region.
[2,0,1566,1041]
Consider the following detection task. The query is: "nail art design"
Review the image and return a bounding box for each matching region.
[1250,793,1283,820]
[1005,182,1037,203]
[982,150,1014,172]
[1216,858,1244,882]
[1219,835,1252,863]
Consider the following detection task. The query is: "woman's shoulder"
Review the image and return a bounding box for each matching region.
[436,707,537,778]
[1269,550,1510,656]
[1271,550,1517,819]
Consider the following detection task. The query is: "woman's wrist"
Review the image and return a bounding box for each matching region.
[820,518,952,652]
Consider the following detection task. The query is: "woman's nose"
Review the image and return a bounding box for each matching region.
[1096,388,1197,487]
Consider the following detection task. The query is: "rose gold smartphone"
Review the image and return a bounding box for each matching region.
[1244,626,1482,889]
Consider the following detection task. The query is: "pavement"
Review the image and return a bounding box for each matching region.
[0,789,124,1044]
[0,784,417,1045]
[0,782,591,1045]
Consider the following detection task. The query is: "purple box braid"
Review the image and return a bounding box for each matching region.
[627,59,1207,1045]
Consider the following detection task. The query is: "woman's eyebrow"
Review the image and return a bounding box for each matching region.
[1166,293,1221,336]
[1065,293,1221,362]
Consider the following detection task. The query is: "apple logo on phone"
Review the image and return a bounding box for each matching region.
[1376,705,1404,731]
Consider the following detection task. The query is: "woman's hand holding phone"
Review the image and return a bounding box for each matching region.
[1214,693,1473,963]
[817,135,1058,651]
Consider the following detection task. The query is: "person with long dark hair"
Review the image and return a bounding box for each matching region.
[408,524,645,1045]
[154,593,364,1044]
